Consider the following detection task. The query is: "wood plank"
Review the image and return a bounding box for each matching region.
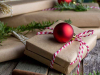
[12,69,44,75]
[48,62,83,75]
[13,56,48,75]
[83,39,100,75]
[48,68,63,75]
[0,59,19,75]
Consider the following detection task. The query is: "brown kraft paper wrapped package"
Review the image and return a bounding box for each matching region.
[0,30,40,62]
[0,0,56,18]
[24,20,97,74]
[0,3,100,28]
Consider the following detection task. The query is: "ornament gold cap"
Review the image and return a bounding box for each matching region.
[72,33,76,40]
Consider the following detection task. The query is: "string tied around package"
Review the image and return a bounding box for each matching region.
[37,27,94,75]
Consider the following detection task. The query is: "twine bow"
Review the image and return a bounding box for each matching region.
[0,0,20,15]
[37,27,94,75]
[0,1,11,14]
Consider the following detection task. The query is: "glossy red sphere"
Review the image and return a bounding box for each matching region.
[53,23,74,43]
[58,0,72,4]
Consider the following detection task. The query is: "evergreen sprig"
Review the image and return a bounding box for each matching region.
[0,19,72,44]
[0,21,12,43]
[54,2,90,11]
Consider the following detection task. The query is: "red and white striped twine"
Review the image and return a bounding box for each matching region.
[42,6,100,11]
[90,6,100,9]
[37,27,94,75]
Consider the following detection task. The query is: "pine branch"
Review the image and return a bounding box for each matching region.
[0,21,12,43]
[54,2,90,11]
[0,19,72,45]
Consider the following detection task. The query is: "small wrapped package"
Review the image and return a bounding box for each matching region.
[0,0,56,18]
[24,20,97,74]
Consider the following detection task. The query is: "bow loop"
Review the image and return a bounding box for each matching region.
[76,30,94,38]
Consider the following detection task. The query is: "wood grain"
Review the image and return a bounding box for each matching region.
[0,59,19,75]
[14,56,48,75]
[83,39,100,75]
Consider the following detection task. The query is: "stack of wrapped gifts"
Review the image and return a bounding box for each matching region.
[0,0,100,74]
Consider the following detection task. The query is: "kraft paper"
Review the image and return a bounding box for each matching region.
[0,3,100,28]
[0,0,56,18]
[0,30,40,62]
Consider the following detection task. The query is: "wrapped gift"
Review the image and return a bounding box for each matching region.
[0,30,40,62]
[0,3,100,27]
[0,0,56,18]
[24,20,97,74]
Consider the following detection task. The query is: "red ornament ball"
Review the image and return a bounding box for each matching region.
[53,23,74,43]
[58,0,72,4]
